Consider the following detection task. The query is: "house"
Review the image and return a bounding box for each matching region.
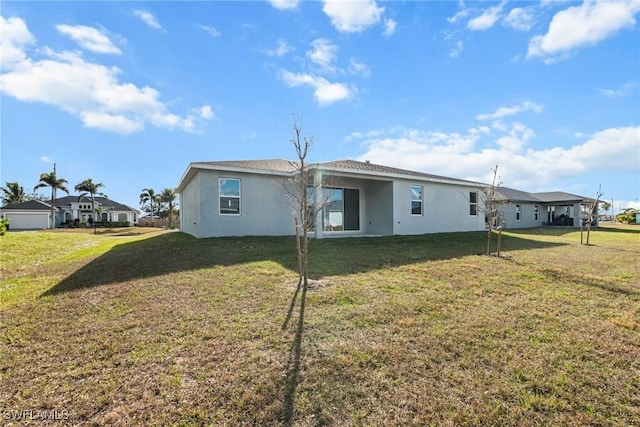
[176,159,488,238]
[495,187,590,228]
[0,196,139,229]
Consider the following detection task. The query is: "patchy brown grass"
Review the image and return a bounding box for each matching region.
[0,225,638,425]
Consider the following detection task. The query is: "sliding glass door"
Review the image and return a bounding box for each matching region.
[322,187,359,231]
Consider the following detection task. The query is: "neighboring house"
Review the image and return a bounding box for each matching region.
[176,159,488,238]
[495,187,590,228]
[1,196,138,229]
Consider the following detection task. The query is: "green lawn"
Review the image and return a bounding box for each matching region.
[1,225,638,425]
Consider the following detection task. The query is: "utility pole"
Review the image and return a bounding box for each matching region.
[611,198,614,218]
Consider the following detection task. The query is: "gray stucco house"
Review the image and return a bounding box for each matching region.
[176,159,488,239]
[495,187,590,229]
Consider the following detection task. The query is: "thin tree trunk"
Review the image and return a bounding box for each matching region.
[294,217,303,287]
[51,188,55,229]
[302,219,309,289]
[497,227,502,257]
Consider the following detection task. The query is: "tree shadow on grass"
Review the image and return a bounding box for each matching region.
[540,267,638,297]
[280,279,306,426]
[42,231,567,296]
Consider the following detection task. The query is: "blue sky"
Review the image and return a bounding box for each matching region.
[1,0,639,213]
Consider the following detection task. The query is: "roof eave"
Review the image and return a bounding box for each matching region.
[312,165,488,187]
[176,162,293,192]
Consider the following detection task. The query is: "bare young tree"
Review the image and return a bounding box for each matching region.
[283,118,318,288]
[581,186,603,246]
[480,165,505,256]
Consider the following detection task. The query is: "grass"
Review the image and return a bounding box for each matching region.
[0,225,638,425]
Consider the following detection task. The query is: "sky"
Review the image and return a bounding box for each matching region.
[1,0,639,214]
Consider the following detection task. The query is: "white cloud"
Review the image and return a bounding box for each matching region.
[265,39,293,57]
[560,126,640,171]
[494,122,535,152]
[307,38,338,74]
[355,124,640,190]
[243,131,257,140]
[279,70,354,106]
[383,18,396,36]
[527,0,640,61]
[467,2,505,31]
[132,9,162,30]
[197,24,221,37]
[268,0,300,10]
[476,101,544,121]
[349,58,370,78]
[40,155,52,163]
[56,24,121,55]
[503,7,535,31]
[0,16,36,68]
[0,17,212,135]
[621,200,640,210]
[597,82,638,97]
[322,0,384,33]
[449,40,464,58]
[199,105,214,119]
[448,8,469,24]
[81,111,144,134]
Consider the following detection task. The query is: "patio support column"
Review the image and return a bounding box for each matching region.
[314,169,323,239]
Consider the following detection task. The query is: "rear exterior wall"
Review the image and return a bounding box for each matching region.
[181,170,294,238]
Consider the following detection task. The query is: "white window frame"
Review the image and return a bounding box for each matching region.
[534,205,539,221]
[516,204,521,221]
[469,191,478,216]
[411,185,423,216]
[219,178,241,216]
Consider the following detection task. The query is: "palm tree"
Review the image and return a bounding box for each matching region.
[1,182,28,205]
[75,178,106,234]
[139,188,158,225]
[34,171,69,228]
[159,188,177,228]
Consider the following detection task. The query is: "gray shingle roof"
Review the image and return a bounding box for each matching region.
[1,199,53,210]
[495,187,543,202]
[186,159,589,202]
[196,158,484,186]
[52,196,138,212]
[199,159,299,173]
[496,187,588,203]
[532,191,588,203]
[316,159,483,185]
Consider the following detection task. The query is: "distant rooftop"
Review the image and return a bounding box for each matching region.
[496,187,589,203]
[2,196,138,212]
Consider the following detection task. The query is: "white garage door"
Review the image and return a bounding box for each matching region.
[6,213,49,229]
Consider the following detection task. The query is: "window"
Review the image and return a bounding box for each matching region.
[411,185,423,215]
[469,191,478,216]
[219,178,240,215]
[534,205,539,221]
[516,204,521,221]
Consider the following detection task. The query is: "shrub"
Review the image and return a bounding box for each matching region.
[616,208,639,224]
[0,218,9,235]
